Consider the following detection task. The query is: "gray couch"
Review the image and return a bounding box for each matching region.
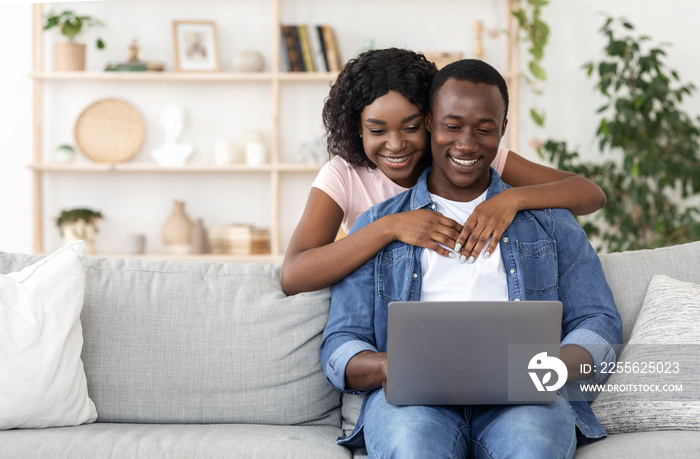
[1,241,699,458]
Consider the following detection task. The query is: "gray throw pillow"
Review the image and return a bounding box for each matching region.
[591,275,700,433]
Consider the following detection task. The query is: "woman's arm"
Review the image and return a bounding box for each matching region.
[281,188,462,295]
[456,151,607,263]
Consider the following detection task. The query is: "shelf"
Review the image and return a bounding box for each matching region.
[92,252,283,263]
[29,163,323,173]
[29,71,338,83]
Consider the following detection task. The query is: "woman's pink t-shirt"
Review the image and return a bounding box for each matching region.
[311,145,510,233]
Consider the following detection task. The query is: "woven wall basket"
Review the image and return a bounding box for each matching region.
[53,42,86,71]
[74,99,146,163]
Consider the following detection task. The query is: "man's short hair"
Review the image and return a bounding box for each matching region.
[429,59,509,121]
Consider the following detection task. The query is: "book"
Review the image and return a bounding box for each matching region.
[321,24,342,72]
[315,25,330,72]
[281,24,305,72]
[308,24,328,72]
[297,25,316,72]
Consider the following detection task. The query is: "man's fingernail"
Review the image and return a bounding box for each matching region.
[448,252,456,258]
[455,243,462,252]
[467,256,475,264]
[483,251,491,259]
[459,255,467,264]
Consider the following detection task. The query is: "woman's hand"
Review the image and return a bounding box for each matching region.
[389,209,463,258]
[455,190,520,263]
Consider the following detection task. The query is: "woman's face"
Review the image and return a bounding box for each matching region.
[359,91,429,188]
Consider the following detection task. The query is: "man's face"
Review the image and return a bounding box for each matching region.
[426,79,507,202]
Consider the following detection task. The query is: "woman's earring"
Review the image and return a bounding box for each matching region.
[359,133,363,138]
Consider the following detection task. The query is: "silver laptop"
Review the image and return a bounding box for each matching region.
[386,300,563,406]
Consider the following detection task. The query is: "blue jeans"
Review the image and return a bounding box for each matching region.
[362,389,577,459]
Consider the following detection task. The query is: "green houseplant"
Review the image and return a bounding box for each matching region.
[56,208,103,254]
[44,10,106,71]
[512,0,550,129]
[542,16,700,252]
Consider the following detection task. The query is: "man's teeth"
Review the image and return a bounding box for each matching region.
[385,156,409,164]
[450,156,478,166]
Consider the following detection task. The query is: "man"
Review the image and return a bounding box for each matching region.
[320,59,622,458]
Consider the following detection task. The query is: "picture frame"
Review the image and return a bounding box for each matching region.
[172,20,220,72]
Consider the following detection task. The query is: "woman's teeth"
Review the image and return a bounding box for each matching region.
[385,156,409,164]
[450,156,478,166]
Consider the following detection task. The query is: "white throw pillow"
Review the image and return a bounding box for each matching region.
[591,274,700,434]
[0,241,97,429]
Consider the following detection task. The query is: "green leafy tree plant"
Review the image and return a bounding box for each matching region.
[44,10,105,49]
[512,0,550,128]
[542,16,700,252]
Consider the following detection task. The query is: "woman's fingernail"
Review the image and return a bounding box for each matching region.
[454,243,462,252]
[448,252,456,258]
[467,256,475,264]
[459,255,467,264]
[483,251,491,259]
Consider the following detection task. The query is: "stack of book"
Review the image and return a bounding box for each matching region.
[281,24,342,72]
[209,225,271,255]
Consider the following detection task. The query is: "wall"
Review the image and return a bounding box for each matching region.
[2,0,700,255]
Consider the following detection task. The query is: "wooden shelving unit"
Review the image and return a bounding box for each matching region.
[30,0,521,262]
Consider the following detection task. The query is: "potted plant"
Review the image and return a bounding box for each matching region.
[542,16,700,252]
[56,208,103,254]
[44,10,106,71]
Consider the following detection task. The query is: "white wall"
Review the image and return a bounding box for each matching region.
[3,0,700,255]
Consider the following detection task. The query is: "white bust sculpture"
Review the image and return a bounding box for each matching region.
[151,104,194,167]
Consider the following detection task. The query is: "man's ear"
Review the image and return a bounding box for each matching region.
[500,117,508,137]
[425,113,432,133]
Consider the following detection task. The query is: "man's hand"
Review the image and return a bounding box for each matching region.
[345,351,388,392]
[559,344,595,382]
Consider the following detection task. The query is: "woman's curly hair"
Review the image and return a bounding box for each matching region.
[322,48,437,169]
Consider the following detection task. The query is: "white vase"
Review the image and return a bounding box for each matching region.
[233,51,265,72]
[54,145,76,163]
[61,220,98,254]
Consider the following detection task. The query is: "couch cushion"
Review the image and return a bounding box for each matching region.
[0,253,339,427]
[597,241,700,344]
[575,430,700,458]
[0,423,350,459]
[591,275,700,434]
[0,242,96,429]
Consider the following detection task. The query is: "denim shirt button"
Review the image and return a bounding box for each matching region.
[503,237,509,243]
[413,273,418,279]
[514,298,521,301]
[509,268,515,275]
[431,204,436,210]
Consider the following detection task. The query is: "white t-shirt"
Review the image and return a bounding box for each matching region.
[420,192,509,302]
[312,145,510,233]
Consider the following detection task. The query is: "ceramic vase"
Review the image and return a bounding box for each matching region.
[61,220,98,254]
[162,200,193,254]
[233,51,265,72]
[191,219,209,254]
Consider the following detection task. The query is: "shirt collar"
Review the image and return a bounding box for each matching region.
[410,166,509,210]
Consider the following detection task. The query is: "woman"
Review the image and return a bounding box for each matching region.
[282,48,605,295]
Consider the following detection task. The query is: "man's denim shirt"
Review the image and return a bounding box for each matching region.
[319,167,622,447]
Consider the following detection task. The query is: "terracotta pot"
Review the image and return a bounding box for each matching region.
[53,42,86,71]
[162,200,193,254]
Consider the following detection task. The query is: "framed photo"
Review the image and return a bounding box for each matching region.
[172,20,220,72]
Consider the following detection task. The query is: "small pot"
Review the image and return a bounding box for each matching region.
[233,51,265,72]
[53,42,86,71]
[61,220,98,254]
